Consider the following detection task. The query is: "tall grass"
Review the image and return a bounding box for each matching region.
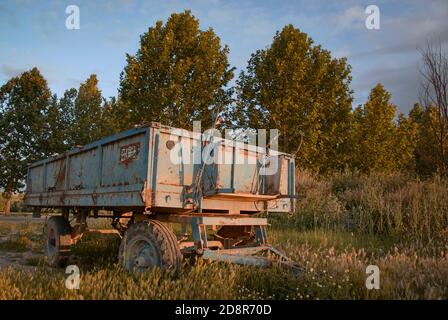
[0,172,447,299]
[276,171,448,244]
[0,226,446,299]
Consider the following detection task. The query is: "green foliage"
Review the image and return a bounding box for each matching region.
[350,84,396,173]
[349,84,416,173]
[0,19,439,181]
[280,171,448,243]
[0,70,112,214]
[0,209,447,299]
[49,88,77,153]
[44,93,73,154]
[394,112,418,172]
[0,69,117,213]
[411,103,448,176]
[0,68,52,197]
[234,25,353,173]
[119,10,234,130]
[70,75,104,146]
[51,76,119,149]
[0,193,26,213]
[100,96,122,137]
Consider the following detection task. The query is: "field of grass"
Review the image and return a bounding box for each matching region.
[0,172,447,299]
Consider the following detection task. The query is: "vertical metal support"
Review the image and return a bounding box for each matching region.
[25,167,30,193]
[191,222,208,250]
[191,222,202,249]
[43,162,47,192]
[145,127,152,207]
[62,208,70,220]
[289,160,295,212]
[178,135,184,186]
[259,158,265,195]
[230,145,235,192]
[32,207,41,218]
[151,133,159,207]
[42,162,48,206]
[255,225,268,245]
[200,224,208,248]
[64,154,70,191]
[96,145,103,187]
[75,209,89,231]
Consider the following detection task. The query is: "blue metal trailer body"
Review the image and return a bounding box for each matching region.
[24,122,299,271]
[24,122,296,215]
[25,126,150,210]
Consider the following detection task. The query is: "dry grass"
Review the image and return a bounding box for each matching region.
[286,171,448,243]
[0,225,446,299]
[0,172,447,299]
[0,222,43,253]
[274,233,448,299]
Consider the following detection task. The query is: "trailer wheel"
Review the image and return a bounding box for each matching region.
[44,216,72,267]
[119,220,181,271]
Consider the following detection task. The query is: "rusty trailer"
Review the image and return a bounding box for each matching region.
[24,122,298,271]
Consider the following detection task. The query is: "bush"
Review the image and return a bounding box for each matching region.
[0,193,26,213]
[277,172,448,244]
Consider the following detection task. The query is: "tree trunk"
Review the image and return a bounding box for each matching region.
[4,195,12,216]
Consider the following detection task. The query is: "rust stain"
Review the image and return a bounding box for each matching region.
[120,142,140,165]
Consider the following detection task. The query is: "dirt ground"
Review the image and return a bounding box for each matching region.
[0,251,42,269]
[0,214,45,224]
[0,214,47,269]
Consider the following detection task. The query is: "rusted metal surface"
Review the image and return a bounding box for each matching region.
[202,245,302,273]
[25,122,295,214]
[25,122,299,270]
[156,213,277,264]
[154,214,269,226]
[26,127,150,209]
[87,229,121,235]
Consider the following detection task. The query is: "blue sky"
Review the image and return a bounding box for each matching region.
[1,0,447,113]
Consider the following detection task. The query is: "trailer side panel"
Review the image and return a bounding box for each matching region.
[25,127,150,209]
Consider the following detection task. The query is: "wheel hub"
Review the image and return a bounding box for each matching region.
[129,239,158,270]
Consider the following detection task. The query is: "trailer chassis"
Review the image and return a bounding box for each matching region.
[41,209,300,272]
[154,214,299,271]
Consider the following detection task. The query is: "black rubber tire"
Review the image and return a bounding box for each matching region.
[43,216,72,267]
[119,220,182,271]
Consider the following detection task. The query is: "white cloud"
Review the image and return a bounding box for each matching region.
[0,64,26,78]
[333,5,366,31]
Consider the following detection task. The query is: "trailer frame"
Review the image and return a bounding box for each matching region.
[25,122,299,272]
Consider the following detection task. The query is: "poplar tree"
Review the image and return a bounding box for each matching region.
[71,74,103,146]
[350,84,415,173]
[119,10,234,130]
[410,103,447,176]
[0,68,51,214]
[234,25,353,172]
